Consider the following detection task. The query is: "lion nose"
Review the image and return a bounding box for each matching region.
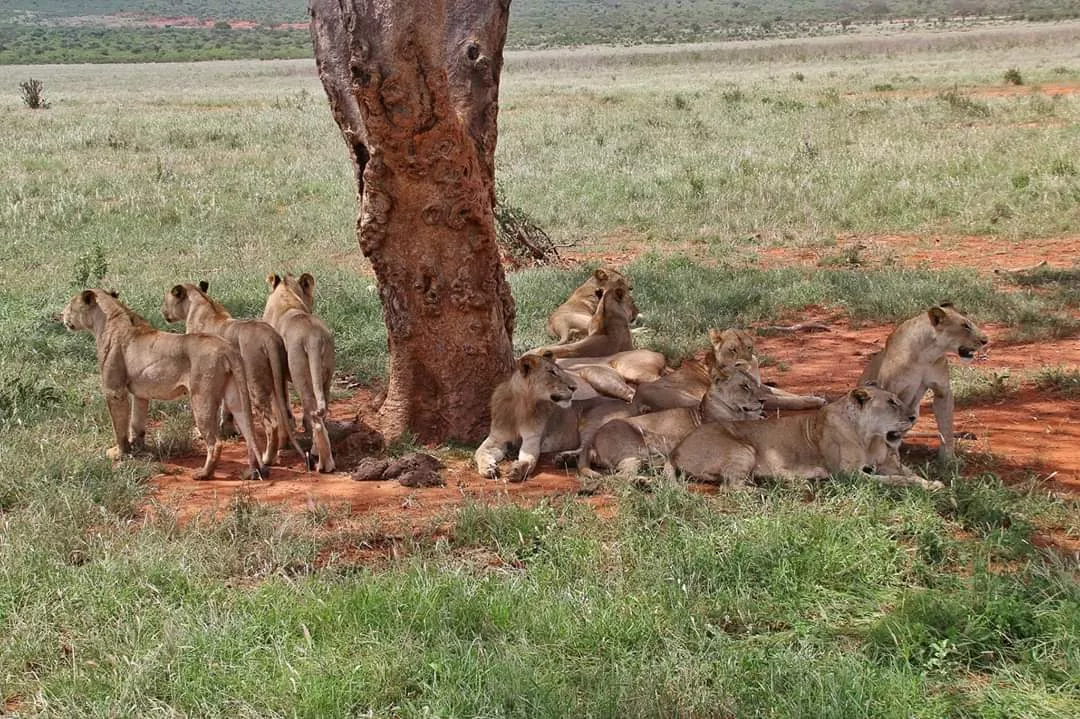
[908,415,917,423]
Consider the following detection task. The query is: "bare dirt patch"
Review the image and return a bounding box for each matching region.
[757,234,1080,276]
[851,82,1080,100]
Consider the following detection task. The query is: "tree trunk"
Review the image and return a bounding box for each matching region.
[309,0,516,444]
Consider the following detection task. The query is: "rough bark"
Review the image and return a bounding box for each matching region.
[310,0,515,443]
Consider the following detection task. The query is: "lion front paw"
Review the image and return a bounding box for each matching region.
[507,461,531,484]
[105,445,126,461]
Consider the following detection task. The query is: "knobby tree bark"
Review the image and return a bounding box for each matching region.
[310,0,515,443]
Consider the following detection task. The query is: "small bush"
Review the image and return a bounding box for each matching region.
[1003,68,1023,86]
[72,241,108,288]
[19,78,49,109]
[938,89,991,117]
[791,71,805,82]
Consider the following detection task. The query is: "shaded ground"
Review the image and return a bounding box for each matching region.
[148,232,1079,542]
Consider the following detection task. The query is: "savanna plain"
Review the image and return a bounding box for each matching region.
[1,23,1080,718]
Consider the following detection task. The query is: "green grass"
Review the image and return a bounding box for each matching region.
[2,31,1080,718]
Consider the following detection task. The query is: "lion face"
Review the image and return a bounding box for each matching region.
[708,328,755,367]
[703,362,768,419]
[847,386,916,446]
[928,303,988,364]
[586,268,639,322]
[61,290,104,332]
[518,352,576,408]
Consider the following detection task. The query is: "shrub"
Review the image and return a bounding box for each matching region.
[1003,68,1023,86]
[19,78,49,109]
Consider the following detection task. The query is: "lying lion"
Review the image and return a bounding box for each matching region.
[474,352,631,483]
[667,386,943,491]
[632,328,825,412]
[860,303,988,464]
[263,273,336,473]
[162,281,311,469]
[584,361,768,476]
[62,289,268,481]
[546,267,639,343]
[532,284,635,359]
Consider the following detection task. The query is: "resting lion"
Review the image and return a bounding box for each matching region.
[859,303,989,463]
[558,349,669,402]
[667,386,942,491]
[584,362,768,476]
[263,272,336,473]
[531,284,635,359]
[162,281,310,468]
[632,328,825,412]
[62,289,268,481]
[474,352,632,483]
[546,267,639,343]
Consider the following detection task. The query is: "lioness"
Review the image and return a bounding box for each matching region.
[531,285,634,359]
[859,303,988,462]
[585,362,768,476]
[62,289,268,481]
[631,328,824,412]
[263,272,336,473]
[667,386,942,491]
[162,281,311,468]
[474,352,632,483]
[546,267,640,343]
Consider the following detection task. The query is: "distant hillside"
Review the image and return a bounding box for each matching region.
[3,0,1080,64]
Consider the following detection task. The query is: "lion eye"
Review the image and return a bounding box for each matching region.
[963,322,971,330]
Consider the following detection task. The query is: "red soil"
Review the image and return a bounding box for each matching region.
[757,234,1080,276]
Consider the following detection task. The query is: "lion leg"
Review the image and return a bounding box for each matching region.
[475,435,508,479]
[103,389,132,460]
[931,382,955,459]
[762,386,827,411]
[862,471,944,492]
[129,396,149,454]
[507,433,541,484]
[224,381,270,480]
[261,414,281,467]
[190,395,222,481]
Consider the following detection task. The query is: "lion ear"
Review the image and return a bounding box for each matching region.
[518,354,541,376]
[707,328,723,345]
[594,288,604,299]
[541,350,555,361]
[862,379,880,389]
[851,388,872,406]
[198,280,209,293]
[613,286,625,301]
[593,268,608,282]
[928,306,948,326]
[81,290,96,305]
[170,284,187,299]
[938,300,954,309]
[266,273,281,289]
[106,289,119,298]
[299,272,315,292]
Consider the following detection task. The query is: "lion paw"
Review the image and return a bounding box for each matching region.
[507,461,531,484]
[105,445,125,461]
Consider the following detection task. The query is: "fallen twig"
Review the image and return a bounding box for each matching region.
[757,322,831,334]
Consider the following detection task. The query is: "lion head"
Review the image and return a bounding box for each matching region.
[927,303,989,364]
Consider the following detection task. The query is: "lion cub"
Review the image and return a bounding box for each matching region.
[667,386,942,491]
[263,273,336,473]
[546,267,639,343]
[62,289,268,481]
[860,303,988,461]
[162,281,310,469]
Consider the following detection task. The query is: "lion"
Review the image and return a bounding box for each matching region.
[584,362,768,476]
[666,385,942,490]
[859,303,989,463]
[62,289,268,481]
[474,352,632,483]
[531,284,634,360]
[162,281,311,469]
[631,328,825,412]
[546,267,640,343]
[558,349,669,402]
[263,272,336,473]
